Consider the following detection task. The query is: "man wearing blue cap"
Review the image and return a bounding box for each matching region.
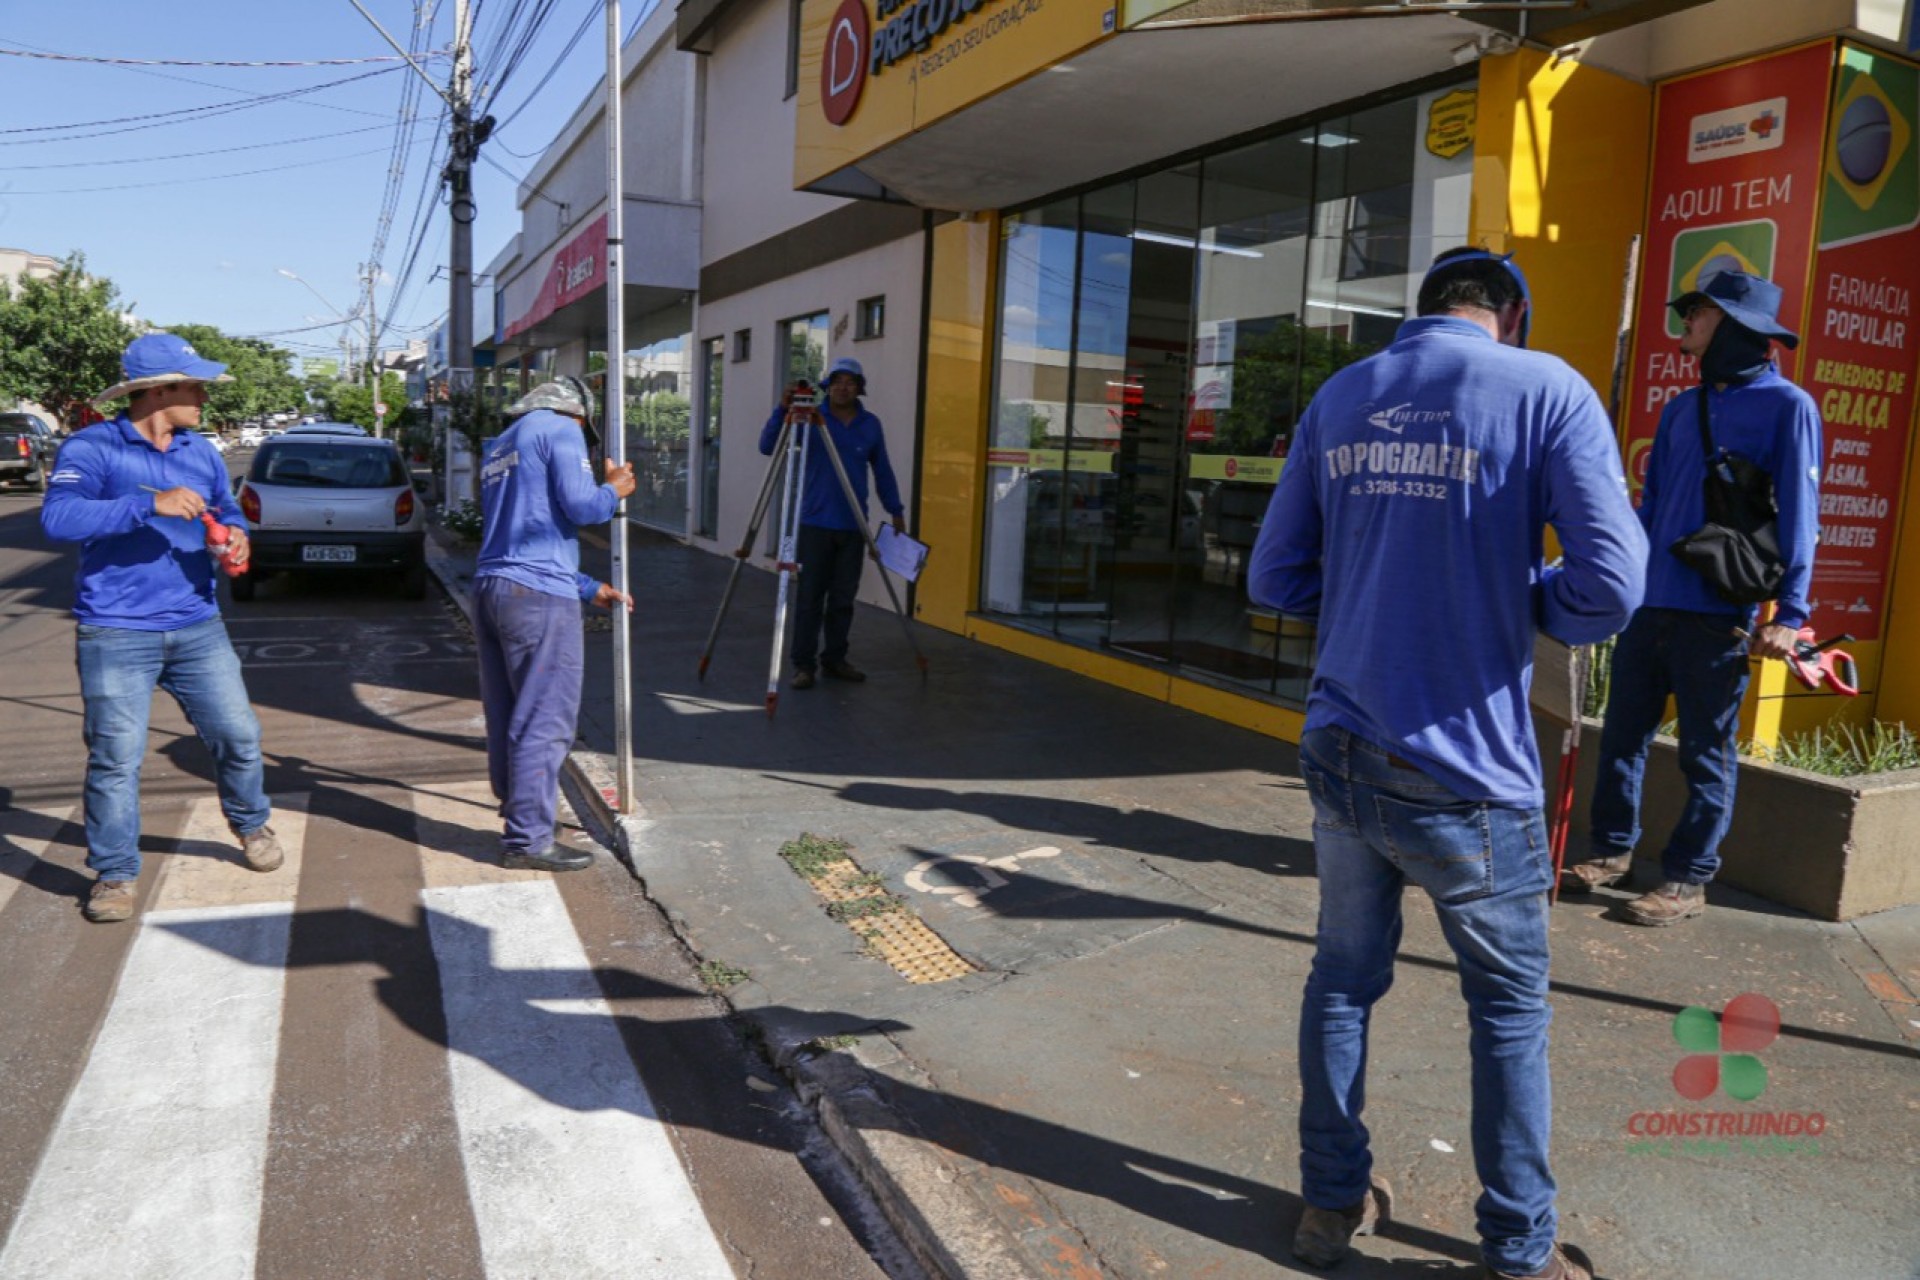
[1250,247,1646,1280]
[43,333,284,923]
[474,376,635,871]
[758,357,906,688]
[1563,270,1820,925]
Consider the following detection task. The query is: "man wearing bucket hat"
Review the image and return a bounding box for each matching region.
[1564,268,1821,926]
[757,356,906,689]
[41,332,284,923]
[473,376,636,872]
[1249,247,1646,1280]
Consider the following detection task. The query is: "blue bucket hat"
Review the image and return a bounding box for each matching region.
[95,332,233,404]
[1668,268,1799,349]
[824,356,866,393]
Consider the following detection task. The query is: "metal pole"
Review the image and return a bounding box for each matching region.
[449,0,475,402]
[604,0,634,812]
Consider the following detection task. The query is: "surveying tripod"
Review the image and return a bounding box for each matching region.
[697,393,927,716]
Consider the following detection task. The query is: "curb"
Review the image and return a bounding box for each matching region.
[421,529,1050,1280]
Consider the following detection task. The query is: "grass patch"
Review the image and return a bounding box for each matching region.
[696,960,750,990]
[807,1034,860,1052]
[1753,721,1920,777]
[779,832,853,881]
[826,893,904,923]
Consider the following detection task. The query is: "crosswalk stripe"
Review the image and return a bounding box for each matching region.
[0,805,63,918]
[0,894,294,1279]
[150,793,309,912]
[424,879,737,1280]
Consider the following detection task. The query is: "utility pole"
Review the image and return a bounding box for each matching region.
[362,261,382,437]
[448,0,476,402]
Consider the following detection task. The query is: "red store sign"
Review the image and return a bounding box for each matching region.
[506,214,610,341]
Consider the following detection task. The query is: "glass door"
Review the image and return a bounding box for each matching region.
[697,337,723,539]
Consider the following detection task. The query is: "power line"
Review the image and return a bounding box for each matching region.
[0,145,398,196]
[0,44,444,68]
[0,121,430,170]
[0,65,405,143]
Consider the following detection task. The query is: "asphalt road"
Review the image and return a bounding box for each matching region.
[0,472,909,1280]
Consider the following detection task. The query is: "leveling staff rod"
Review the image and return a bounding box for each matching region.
[695,395,928,716]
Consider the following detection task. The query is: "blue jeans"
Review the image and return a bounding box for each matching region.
[1296,726,1556,1276]
[474,577,584,854]
[1589,607,1751,884]
[77,618,271,882]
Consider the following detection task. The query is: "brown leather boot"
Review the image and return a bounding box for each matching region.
[1622,881,1706,926]
[1486,1242,1595,1279]
[1559,854,1631,893]
[1291,1174,1391,1268]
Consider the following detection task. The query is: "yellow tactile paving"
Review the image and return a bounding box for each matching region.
[151,794,309,912]
[801,847,975,985]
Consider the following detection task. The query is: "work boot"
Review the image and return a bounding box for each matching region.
[822,659,866,682]
[1622,881,1706,926]
[239,825,285,873]
[84,879,135,923]
[1292,1174,1391,1268]
[1486,1242,1595,1279]
[790,668,816,689]
[1559,853,1631,893]
[503,844,593,872]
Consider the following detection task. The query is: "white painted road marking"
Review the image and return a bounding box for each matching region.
[906,844,1063,909]
[0,902,293,1280]
[424,880,735,1280]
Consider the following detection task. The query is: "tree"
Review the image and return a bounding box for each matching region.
[313,371,411,433]
[0,253,134,428]
[161,323,304,426]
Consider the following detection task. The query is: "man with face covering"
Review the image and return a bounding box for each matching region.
[1563,269,1821,925]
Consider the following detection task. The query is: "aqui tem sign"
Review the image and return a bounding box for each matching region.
[822,0,870,125]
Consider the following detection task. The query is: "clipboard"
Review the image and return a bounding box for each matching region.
[877,525,930,582]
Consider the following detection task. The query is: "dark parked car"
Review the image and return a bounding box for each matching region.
[0,411,60,491]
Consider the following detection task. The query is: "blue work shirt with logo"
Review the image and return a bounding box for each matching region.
[1636,367,1821,628]
[758,401,904,532]
[41,416,247,631]
[1249,316,1648,808]
[475,409,619,601]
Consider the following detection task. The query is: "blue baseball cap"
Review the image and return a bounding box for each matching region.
[96,332,232,403]
[825,357,866,392]
[1668,268,1799,348]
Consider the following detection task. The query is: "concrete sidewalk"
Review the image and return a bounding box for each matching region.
[426,521,1920,1280]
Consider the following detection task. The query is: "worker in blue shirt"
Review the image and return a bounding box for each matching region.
[1250,249,1645,1280]
[474,378,635,872]
[42,333,286,924]
[1563,270,1821,925]
[757,357,905,689]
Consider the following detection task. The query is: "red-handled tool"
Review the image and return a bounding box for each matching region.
[1786,629,1859,697]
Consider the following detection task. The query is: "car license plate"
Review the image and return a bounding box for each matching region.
[302,545,357,564]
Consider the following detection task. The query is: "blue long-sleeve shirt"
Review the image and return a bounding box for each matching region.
[475,410,619,601]
[41,417,245,630]
[758,402,904,531]
[1249,316,1647,807]
[1636,367,1821,628]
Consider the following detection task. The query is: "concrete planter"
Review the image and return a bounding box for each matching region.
[1566,717,1920,921]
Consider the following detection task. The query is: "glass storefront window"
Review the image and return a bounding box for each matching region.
[623,334,693,534]
[698,337,723,540]
[780,312,830,391]
[979,83,1473,706]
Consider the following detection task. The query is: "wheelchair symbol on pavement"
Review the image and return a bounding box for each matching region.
[905,846,1062,909]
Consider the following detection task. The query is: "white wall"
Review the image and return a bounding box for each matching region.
[699,0,851,264]
[690,232,925,609]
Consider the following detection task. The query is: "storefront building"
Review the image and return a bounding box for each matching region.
[791,0,1920,746]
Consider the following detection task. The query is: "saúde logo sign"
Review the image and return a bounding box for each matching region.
[1624,993,1827,1158]
[821,0,870,126]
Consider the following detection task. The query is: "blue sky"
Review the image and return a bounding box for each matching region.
[0,2,635,371]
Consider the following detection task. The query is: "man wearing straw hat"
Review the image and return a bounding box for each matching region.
[41,332,284,924]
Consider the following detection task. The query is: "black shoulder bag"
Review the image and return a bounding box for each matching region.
[1669,387,1786,605]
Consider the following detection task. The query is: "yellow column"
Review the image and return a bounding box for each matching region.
[914,214,998,633]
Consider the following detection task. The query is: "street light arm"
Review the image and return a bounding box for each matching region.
[345,0,456,107]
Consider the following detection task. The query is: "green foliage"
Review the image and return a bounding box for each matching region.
[1756,721,1920,777]
[311,371,410,432]
[1583,637,1615,720]
[629,391,691,444]
[825,893,904,923]
[778,833,852,881]
[0,253,135,427]
[441,499,484,543]
[696,960,749,990]
[1205,321,1381,457]
[161,323,304,427]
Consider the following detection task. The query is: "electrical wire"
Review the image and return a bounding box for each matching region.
[0,65,405,143]
[0,44,442,68]
[0,121,430,170]
[0,145,397,196]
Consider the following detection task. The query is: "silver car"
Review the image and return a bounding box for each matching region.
[233,428,427,601]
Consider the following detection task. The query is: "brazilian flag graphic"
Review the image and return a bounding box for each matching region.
[1821,47,1920,248]
[1665,221,1777,338]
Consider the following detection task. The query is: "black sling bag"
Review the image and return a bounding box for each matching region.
[1669,386,1786,605]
